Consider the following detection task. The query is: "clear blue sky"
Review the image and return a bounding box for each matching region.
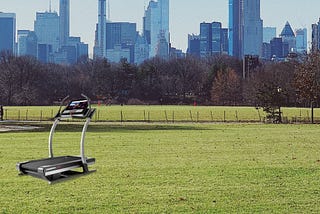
[1,0,319,54]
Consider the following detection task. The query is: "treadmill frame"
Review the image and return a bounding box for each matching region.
[16,94,96,184]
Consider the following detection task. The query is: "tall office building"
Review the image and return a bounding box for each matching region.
[34,12,60,53]
[312,19,320,52]
[0,12,16,54]
[270,37,289,59]
[59,0,70,47]
[199,22,226,58]
[221,28,229,54]
[243,0,263,56]
[94,0,107,58]
[187,34,200,58]
[17,30,38,57]
[106,22,137,49]
[212,22,222,55]
[106,22,137,63]
[229,0,242,58]
[280,21,296,53]
[134,34,149,64]
[143,0,170,59]
[200,22,212,58]
[263,27,277,43]
[295,28,307,54]
[229,0,263,58]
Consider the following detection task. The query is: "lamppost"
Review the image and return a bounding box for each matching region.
[277,87,282,123]
[311,100,315,124]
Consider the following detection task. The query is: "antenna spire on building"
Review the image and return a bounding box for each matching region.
[108,0,110,21]
[49,0,52,12]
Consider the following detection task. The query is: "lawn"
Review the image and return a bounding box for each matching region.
[3,105,319,123]
[1,122,320,213]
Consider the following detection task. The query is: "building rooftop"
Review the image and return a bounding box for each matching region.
[280,21,295,37]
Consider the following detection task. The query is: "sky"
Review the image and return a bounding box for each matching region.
[1,0,320,54]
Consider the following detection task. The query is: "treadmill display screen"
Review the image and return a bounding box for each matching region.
[61,100,89,118]
[66,100,88,111]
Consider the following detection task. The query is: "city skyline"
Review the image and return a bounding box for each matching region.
[1,0,320,55]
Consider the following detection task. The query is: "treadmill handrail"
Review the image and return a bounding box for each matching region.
[81,94,91,112]
[48,95,95,162]
[48,118,60,158]
[56,95,70,118]
[80,117,91,164]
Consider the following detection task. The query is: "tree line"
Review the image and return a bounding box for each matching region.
[0,51,319,108]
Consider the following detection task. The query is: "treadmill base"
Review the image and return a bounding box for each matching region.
[19,169,96,184]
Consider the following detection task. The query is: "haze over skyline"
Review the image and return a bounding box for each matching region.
[1,0,320,55]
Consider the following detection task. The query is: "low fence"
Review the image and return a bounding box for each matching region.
[1,107,319,124]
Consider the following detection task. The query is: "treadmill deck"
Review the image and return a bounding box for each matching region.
[20,156,95,173]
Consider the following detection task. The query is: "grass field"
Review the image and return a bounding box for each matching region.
[3,105,319,123]
[1,122,320,213]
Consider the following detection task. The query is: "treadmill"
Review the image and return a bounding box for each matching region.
[16,94,96,184]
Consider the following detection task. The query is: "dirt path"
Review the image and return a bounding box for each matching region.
[0,125,41,132]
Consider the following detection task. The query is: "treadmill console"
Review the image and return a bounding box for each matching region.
[61,100,90,118]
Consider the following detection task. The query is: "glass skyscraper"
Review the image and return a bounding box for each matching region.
[263,27,276,43]
[200,22,212,58]
[187,34,200,58]
[199,22,226,58]
[94,0,107,58]
[34,12,60,53]
[59,0,70,47]
[229,0,242,58]
[312,19,320,52]
[106,22,137,49]
[295,28,307,54]
[106,22,137,63]
[17,30,38,57]
[243,0,263,56]
[143,0,170,59]
[0,12,16,54]
[212,22,222,55]
[280,21,296,53]
[229,0,263,58]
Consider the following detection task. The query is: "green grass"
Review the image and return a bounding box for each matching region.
[3,105,319,123]
[1,122,320,213]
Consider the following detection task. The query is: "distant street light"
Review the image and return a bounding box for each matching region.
[277,87,282,123]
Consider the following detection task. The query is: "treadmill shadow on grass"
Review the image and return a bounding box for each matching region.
[16,95,97,184]
[33,123,216,133]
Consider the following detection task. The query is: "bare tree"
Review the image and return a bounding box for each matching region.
[211,68,242,105]
[294,52,320,106]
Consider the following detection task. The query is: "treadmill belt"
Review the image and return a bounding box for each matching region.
[21,156,81,172]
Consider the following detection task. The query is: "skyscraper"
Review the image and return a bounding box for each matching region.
[280,21,296,53]
[199,22,226,58]
[106,22,137,49]
[212,22,222,55]
[34,12,60,53]
[312,19,320,52]
[270,37,289,59]
[106,22,137,63]
[221,28,229,54]
[143,0,170,59]
[295,28,307,54]
[187,34,200,58]
[243,0,263,56]
[229,0,242,58]
[94,0,107,58]
[17,30,38,57]
[263,27,277,43]
[200,22,212,58]
[229,0,263,58]
[0,12,16,54]
[59,0,70,47]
